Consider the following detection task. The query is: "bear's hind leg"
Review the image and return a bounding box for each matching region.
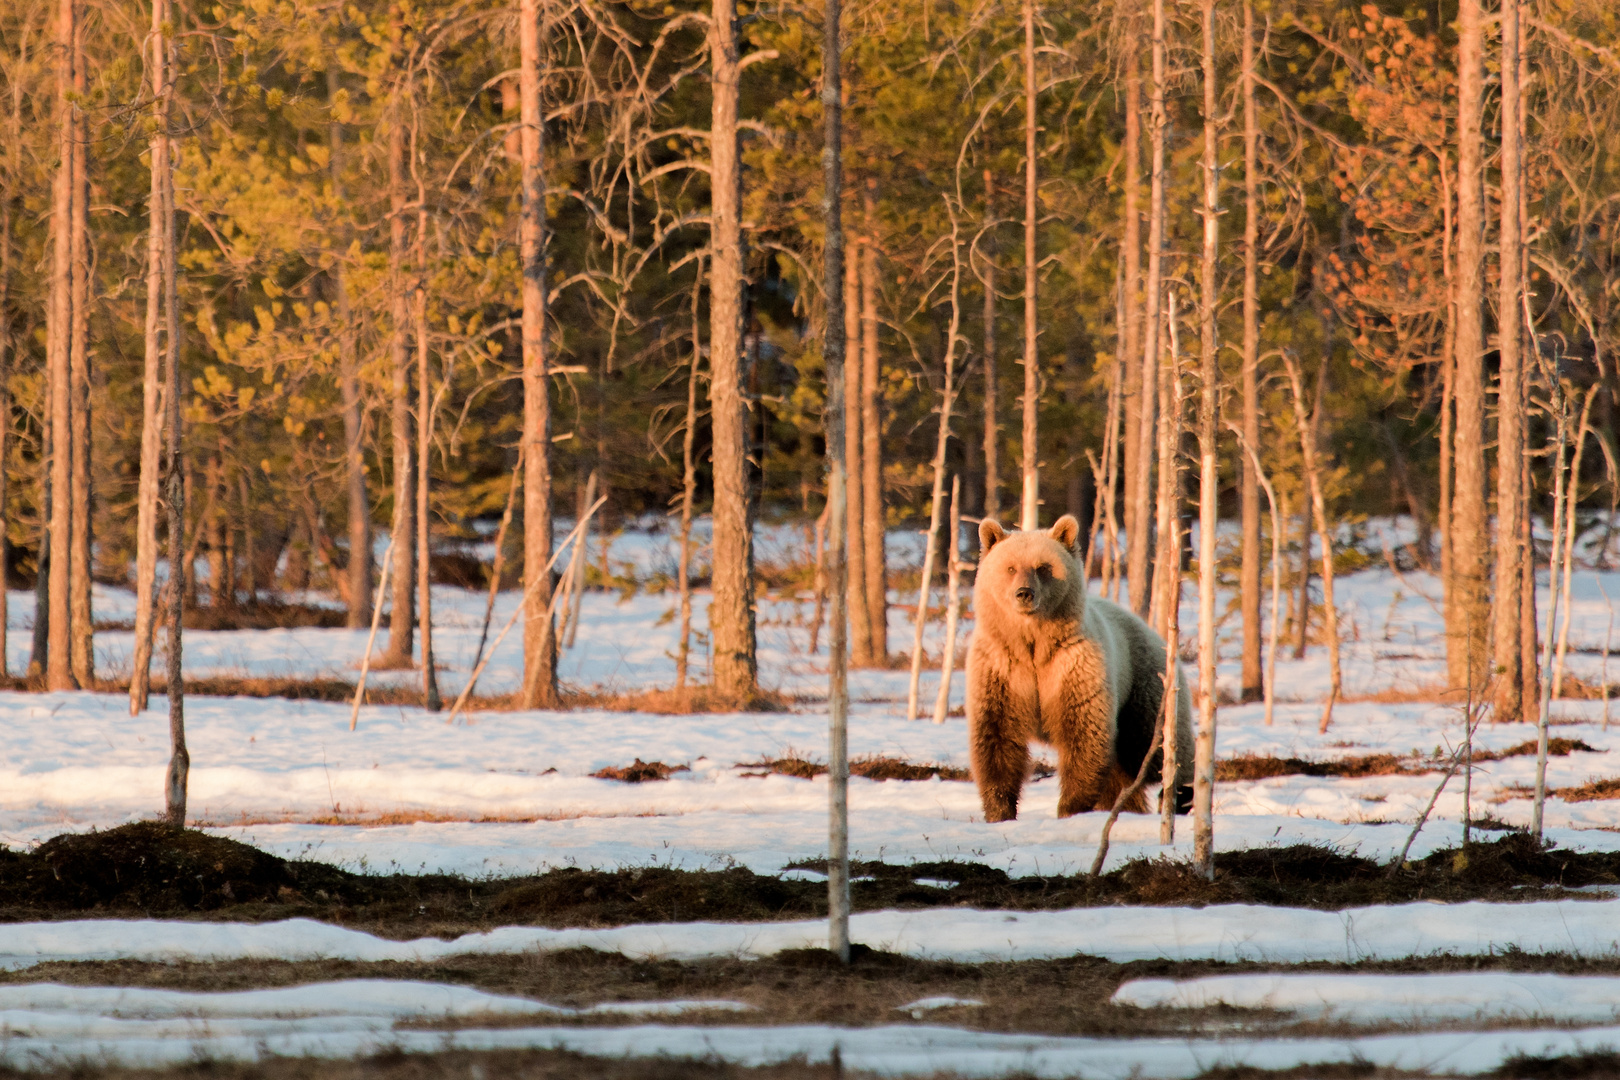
[971,727,1029,823]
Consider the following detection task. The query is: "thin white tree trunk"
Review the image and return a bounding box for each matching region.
[131,0,169,713]
[1554,392,1596,698]
[1128,0,1167,617]
[1534,383,1571,839]
[932,475,962,724]
[563,469,597,648]
[351,533,396,731]
[1231,429,1283,727]
[906,215,964,723]
[1284,354,1342,733]
[821,0,851,962]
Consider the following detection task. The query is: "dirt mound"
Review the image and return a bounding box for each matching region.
[489,866,811,924]
[16,822,295,911]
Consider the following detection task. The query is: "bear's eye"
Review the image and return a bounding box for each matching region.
[1005,566,1017,576]
[1036,564,1052,579]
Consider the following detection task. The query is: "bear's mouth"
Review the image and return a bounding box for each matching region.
[1013,596,1040,614]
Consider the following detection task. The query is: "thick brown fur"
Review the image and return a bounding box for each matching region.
[966,514,1194,822]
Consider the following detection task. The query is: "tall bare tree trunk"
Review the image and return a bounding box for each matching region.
[1018,0,1039,531]
[982,171,999,524]
[821,0,851,961]
[163,107,187,824]
[0,180,10,677]
[708,0,757,700]
[1520,449,1540,721]
[1492,0,1524,722]
[415,186,440,712]
[1450,0,1488,692]
[861,180,886,660]
[45,0,75,692]
[1129,0,1166,617]
[1120,10,1143,575]
[1191,0,1219,880]
[843,234,869,665]
[68,13,91,686]
[519,0,557,707]
[381,98,415,667]
[1286,355,1341,732]
[1238,0,1262,704]
[328,68,370,631]
[1151,294,1179,637]
[131,0,169,712]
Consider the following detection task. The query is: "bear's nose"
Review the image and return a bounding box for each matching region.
[1014,586,1034,603]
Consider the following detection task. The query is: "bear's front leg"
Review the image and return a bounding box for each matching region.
[971,724,1029,822]
[967,651,1029,822]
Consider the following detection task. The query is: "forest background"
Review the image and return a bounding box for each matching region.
[0,0,1617,714]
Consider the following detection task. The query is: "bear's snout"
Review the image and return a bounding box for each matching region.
[1014,584,1036,608]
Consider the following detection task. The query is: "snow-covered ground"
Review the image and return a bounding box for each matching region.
[3,546,1620,875]
[9,520,1620,1074]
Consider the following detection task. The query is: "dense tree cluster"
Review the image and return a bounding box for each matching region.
[1,0,1618,743]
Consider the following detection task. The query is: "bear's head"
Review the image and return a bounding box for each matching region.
[975,514,1084,623]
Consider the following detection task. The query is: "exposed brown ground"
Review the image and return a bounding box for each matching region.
[1216,738,1601,783]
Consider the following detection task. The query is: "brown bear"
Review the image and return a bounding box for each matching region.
[966,513,1193,822]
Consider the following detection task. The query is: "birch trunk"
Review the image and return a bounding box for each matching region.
[821,0,851,961]
[906,223,965,723]
[1533,387,1570,838]
[708,0,757,700]
[1192,0,1220,879]
[519,0,557,706]
[381,101,415,667]
[861,180,886,659]
[131,0,169,711]
[163,111,187,822]
[563,470,596,648]
[1285,355,1341,732]
[1555,395,1596,698]
[1450,0,1489,692]
[1018,0,1039,531]
[1238,0,1263,704]
[46,0,75,691]
[932,475,962,724]
[69,17,91,686]
[1129,0,1166,617]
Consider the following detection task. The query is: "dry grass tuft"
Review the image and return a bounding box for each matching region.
[1216,738,1600,784]
[563,685,793,714]
[1553,777,1620,803]
[590,759,690,783]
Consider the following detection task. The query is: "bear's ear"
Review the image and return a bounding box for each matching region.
[1049,514,1081,553]
[979,519,1007,553]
